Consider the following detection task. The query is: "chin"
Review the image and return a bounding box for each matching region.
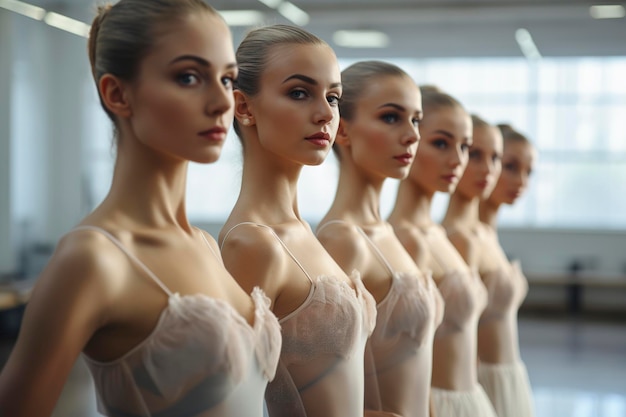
[193,152,222,164]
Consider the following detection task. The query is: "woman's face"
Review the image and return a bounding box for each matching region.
[408,105,472,195]
[455,124,503,200]
[124,12,236,164]
[339,74,421,181]
[488,140,536,205]
[244,43,342,166]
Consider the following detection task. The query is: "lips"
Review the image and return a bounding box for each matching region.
[198,126,227,142]
[441,174,458,184]
[394,153,413,165]
[305,132,331,147]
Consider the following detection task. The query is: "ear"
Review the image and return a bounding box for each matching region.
[234,90,255,127]
[335,118,351,147]
[99,74,132,118]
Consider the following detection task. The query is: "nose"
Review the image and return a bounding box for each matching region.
[313,97,335,125]
[450,145,465,168]
[206,82,234,116]
[402,124,420,146]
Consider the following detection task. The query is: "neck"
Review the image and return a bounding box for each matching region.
[388,179,434,227]
[479,198,501,228]
[443,191,480,229]
[236,147,305,224]
[325,163,385,225]
[98,136,191,231]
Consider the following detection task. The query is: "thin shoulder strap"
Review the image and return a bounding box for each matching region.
[195,227,221,261]
[72,225,174,297]
[221,222,314,284]
[317,220,396,276]
[422,225,449,273]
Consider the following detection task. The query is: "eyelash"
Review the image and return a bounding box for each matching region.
[177,72,200,86]
[222,76,236,89]
[381,113,399,123]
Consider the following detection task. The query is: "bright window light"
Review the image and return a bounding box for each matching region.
[218,10,264,26]
[277,1,309,25]
[333,30,389,48]
[589,4,626,19]
[515,28,542,61]
[43,12,90,38]
[258,0,281,8]
[0,0,45,20]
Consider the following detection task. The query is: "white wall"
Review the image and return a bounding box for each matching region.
[1,10,92,276]
[0,10,15,276]
[1,9,624,289]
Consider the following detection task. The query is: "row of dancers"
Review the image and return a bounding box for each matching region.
[0,1,537,416]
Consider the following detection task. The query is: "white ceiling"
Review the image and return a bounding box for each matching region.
[27,0,626,59]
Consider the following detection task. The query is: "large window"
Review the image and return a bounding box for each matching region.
[86,57,626,230]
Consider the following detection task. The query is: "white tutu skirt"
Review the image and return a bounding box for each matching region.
[431,384,498,417]
[478,361,535,417]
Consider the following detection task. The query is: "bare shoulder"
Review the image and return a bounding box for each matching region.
[316,221,365,271]
[219,223,287,298]
[0,228,129,417]
[392,223,428,261]
[35,229,130,306]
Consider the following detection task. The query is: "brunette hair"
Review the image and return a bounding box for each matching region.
[419,84,465,114]
[497,123,531,144]
[88,0,220,121]
[339,60,413,121]
[233,24,328,139]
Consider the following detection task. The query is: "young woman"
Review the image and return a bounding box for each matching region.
[441,115,503,269]
[218,25,377,417]
[0,1,281,416]
[388,87,497,417]
[476,124,536,417]
[316,61,443,417]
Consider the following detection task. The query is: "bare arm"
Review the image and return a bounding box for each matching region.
[0,235,114,417]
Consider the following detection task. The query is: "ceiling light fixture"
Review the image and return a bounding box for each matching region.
[515,28,542,61]
[257,0,282,9]
[277,2,309,26]
[589,4,625,19]
[43,12,90,37]
[333,30,389,48]
[0,0,45,20]
[218,10,264,26]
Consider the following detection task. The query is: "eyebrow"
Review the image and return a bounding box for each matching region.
[378,103,423,117]
[433,129,454,139]
[169,55,237,70]
[283,73,342,89]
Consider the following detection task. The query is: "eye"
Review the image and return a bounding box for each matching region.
[460,143,470,153]
[327,94,340,106]
[221,76,236,89]
[381,113,399,124]
[469,150,481,160]
[504,162,518,172]
[432,139,447,149]
[411,117,421,127]
[289,89,308,100]
[177,72,200,86]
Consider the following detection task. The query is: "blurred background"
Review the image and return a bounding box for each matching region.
[1,1,625,416]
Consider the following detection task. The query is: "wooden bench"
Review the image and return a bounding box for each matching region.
[524,272,626,315]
